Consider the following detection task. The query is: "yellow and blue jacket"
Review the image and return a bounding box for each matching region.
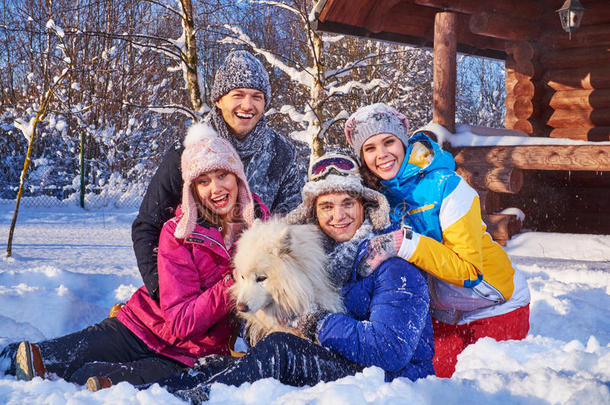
[380,133,525,321]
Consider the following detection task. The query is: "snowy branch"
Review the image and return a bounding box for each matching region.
[45,19,65,38]
[235,0,307,25]
[327,78,387,98]
[78,30,185,64]
[132,102,202,121]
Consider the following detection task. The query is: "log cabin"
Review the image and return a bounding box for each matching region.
[312,0,610,242]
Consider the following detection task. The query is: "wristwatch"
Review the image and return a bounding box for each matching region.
[400,217,413,240]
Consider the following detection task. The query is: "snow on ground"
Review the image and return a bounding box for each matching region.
[0,206,609,404]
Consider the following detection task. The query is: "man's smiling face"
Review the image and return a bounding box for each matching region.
[315,192,364,242]
[215,88,265,139]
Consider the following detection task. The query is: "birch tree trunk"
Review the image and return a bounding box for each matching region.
[180,0,204,114]
[310,0,326,157]
[7,87,58,257]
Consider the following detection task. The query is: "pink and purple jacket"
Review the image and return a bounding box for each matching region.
[117,194,269,366]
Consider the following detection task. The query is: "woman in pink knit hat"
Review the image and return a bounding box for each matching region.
[1,124,270,390]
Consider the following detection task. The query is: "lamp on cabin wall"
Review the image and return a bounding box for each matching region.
[556,0,586,39]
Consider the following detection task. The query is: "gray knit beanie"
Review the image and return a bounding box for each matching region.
[211,50,271,109]
[344,103,410,156]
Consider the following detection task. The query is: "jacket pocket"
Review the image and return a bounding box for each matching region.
[428,276,505,312]
[471,280,505,305]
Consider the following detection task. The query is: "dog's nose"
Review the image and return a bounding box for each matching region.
[236,303,249,312]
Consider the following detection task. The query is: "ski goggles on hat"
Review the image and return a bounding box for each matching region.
[308,153,359,181]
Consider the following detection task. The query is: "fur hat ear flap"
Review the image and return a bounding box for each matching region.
[237,179,255,227]
[365,193,391,230]
[174,184,197,239]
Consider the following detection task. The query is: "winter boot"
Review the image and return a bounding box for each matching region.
[15,341,47,381]
[86,376,113,392]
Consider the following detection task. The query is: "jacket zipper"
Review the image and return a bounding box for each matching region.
[188,231,230,258]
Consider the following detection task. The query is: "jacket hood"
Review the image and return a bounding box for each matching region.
[381,132,455,191]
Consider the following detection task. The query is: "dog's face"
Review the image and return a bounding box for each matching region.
[230,220,292,314]
[231,266,274,314]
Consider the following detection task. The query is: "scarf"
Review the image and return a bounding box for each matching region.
[323,220,377,290]
[206,109,275,206]
[207,108,270,160]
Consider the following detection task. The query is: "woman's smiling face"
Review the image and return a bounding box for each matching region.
[195,170,239,220]
[361,133,406,180]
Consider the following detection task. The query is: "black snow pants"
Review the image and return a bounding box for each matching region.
[157,332,362,395]
[1,317,186,385]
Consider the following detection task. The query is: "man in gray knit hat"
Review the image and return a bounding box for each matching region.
[132,50,305,301]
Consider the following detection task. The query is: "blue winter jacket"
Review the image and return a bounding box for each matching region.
[317,254,435,382]
[380,132,518,307]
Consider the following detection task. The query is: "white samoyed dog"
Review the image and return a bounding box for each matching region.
[230,217,344,345]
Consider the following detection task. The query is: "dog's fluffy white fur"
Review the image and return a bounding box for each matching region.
[231,217,344,345]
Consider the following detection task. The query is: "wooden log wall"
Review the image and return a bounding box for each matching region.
[452,142,527,241]
[454,161,524,242]
[455,166,523,194]
[534,0,610,141]
[453,145,610,172]
[452,0,610,141]
[503,40,549,137]
[452,143,610,237]
[481,214,522,246]
[497,170,610,234]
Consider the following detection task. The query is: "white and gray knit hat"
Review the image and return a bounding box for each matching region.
[344,103,410,156]
[211,50,271,109]
[174,123,255,239]
[286,168,390,231]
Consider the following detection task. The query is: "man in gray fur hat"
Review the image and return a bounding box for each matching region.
[132,50,305,301]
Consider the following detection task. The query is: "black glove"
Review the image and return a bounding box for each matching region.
[298,311,330,342]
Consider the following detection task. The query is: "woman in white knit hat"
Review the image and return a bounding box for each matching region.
[343,103,530,378]
[0,124,270,389]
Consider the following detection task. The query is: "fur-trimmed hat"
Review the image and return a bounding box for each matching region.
[286,154,390,231]
[344,103,410,156]
[211,50,271,109]
[174,123,255,239]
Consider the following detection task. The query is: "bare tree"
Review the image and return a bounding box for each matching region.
[7,19,70,257]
